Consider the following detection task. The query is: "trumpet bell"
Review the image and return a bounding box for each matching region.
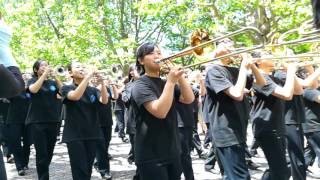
[55,66,66,76]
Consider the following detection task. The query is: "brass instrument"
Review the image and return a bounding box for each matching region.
[268,22,320,47]
[55,66,66,76]
[180,53,320,70]
[155,27,265,64]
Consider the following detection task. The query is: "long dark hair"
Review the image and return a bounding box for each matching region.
[128,64,136,82]
[135,42,158,75]
[32,59,46,77]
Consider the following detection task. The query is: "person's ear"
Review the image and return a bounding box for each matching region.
[138,59,144,65]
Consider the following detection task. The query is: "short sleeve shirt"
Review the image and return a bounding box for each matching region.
[302,88,320,133]
[26,77,61,124]
[205,65,249,147]
[273,70,306,125]
[97,87,113,127]
[61,84,102,142]
[250,74,286,137]
[7,91,30,124]
[131,75,180,164]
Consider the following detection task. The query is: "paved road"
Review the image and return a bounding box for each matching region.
[4,128,320,180]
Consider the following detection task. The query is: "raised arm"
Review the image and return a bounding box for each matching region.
[296,66,320,89]
[144,68,184,119]
[67,73,92,101]
[178,76,195,104]
[224,59,250,101]
[272,64,298,100]
[29,67,50,94]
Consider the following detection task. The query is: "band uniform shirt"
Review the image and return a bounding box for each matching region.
[302,88,320,133]
[97,87,113,127]
[6,91,30,124]
[205,65,249,148]
[176,87,198,128]
[61,83,103,143]
[273,70,306,125]
[131,75,180,164]
[26,77,61,124]
[250,74,286,137]
[0,65,24,98]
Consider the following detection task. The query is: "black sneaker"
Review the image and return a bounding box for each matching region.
[101,172,112,179]
[18,169,26,176]
[7,156,14,164]
[307,169,320,179]
[250,149,258,157]
[107,153,113,160]
[121,137,129,143]
[128,157,134,165]
[198,152,207,159]
[205,167,219,174]
[247,160,260,170]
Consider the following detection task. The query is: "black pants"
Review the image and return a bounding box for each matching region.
[67,140,97,180]
[95,127,111,173]
[216,144,250,180]
[179,127,194,180]
[257,132,290,180]
[114,110,125,138]
[305,131,320,168]
[205,144,224,174]
[203,123,211,147]
[6,124,31,171]
[0,148,7,180]
[250,138,260,152]
[285,124,306,180]
[128,133,135,162]
[192,128,202,155]
[0,124,12,158]
[304,140,316,167]
[31,123,59,180]
[137,160,182,180]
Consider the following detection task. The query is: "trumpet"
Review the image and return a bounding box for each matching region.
[55,66,66,76]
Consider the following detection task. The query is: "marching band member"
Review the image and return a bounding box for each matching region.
[61,61,108,180]
[205,45,265,179]
[132,42,194,180]
[27,60,62,180]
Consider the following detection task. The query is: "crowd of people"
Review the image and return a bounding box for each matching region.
[1,2,320,180]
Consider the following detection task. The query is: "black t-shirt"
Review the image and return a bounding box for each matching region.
[176,88,194,128]
[0,98,10,124]
[205,65,249,147]
[0,65,24,98]
[131,75,180,164]
[6,91,30,124]
[302,88,320,133]
[98,87,113,127]
[273,70,306,125]
[26,77,61,124]
[61,83,103,142]
[250,74,286,137]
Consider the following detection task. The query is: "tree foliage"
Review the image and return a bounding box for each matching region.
[0,0,314,72]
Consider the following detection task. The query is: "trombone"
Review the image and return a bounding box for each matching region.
[180,53,320,70]
[155,27,265,64]
[158,25,320,71]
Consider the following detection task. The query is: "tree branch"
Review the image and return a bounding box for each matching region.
[38,0,63,39]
